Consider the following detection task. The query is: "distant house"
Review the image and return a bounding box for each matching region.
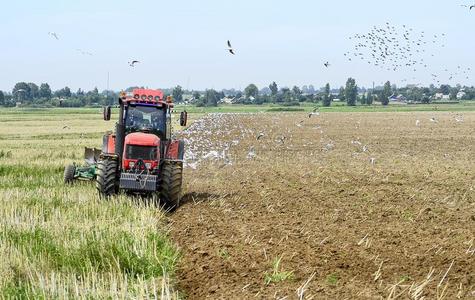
[433,93,449,100]
[219,97,235,104]
[457,91,466,100]
[389,94,407,103]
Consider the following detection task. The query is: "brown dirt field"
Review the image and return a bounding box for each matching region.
[171,112,475,299]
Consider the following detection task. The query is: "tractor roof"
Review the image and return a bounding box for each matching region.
[120,89,174,108]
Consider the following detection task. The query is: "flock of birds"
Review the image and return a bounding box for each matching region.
[340,21,473,85]
[48,2,473,76]
[176,111,467,171]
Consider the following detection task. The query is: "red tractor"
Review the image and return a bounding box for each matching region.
[97,88,187,210]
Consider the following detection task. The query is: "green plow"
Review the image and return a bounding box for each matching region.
[64,148,101,183]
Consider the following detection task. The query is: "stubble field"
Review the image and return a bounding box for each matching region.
[0,108,474,299]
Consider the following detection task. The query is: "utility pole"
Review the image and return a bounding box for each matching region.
[107,71,110,105]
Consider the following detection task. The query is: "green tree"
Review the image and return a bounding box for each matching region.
[204,89,218,106]
[280,87,292,102]
[0,90,4,106]
[28,83,39,100]
[338,87,345,102]
[345,78,357,106]
[12,82,31,102]
[366,91,374,105]
[39,83,52,99]
[439,84,450,95]
[381,81,391,105]
[323,83,331,107]
[449,87,459,100]
[245,84,259,99]
[360,94,366,105]
[192,91,201,101]
[172,85,184,103]
[292,86,301,96]
[269,82,278,96]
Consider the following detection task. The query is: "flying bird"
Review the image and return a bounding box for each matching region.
[76,49,93,56]
[129,60,140,67]
[461,4,475,9]
[324,61,330,68]
[227,40,235,55]
[48,32,59,40]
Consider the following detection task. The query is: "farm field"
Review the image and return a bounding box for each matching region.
[0,108,474,299]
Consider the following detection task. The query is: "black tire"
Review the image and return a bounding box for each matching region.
[160,161,183,211]
[64,164,76,184]
[96,158,118,197]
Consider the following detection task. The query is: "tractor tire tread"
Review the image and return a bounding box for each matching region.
[96,159,118,197]
[64,164,76,184]
[160,161,183,210]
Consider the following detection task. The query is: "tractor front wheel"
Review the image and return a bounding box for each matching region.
[64,164,76,184]
[96,158,118,197]
[160,161,183,211]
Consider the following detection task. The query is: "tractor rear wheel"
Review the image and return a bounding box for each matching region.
[64,164,76,184]
[160,161,183,211]
[96,158,118,197]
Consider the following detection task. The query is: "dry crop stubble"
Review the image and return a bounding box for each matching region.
[0,109,180,299]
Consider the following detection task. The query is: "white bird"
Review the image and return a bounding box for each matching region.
[430,117,438,123]
[76,49,93,56]
[247,146,256,159]
[416,119,421,127]
[369,157,376,165]
[256,133,265,140]
[308,112,320,118]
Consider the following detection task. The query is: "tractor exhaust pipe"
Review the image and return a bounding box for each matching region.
[115,103,126,158]
[115,123,125,157]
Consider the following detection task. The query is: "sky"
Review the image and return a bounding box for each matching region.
[0,0,474,92]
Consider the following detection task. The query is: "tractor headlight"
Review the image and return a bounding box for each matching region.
[145,163,152,169]
[129,161,135,168]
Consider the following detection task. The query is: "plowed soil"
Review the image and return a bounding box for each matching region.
[170,112,475,299]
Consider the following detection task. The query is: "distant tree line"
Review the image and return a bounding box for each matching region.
[0,82,117,107]
[1,80,474,108]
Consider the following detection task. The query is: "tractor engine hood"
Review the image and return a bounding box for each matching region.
[125,132,160,147]
[122,132,161,171]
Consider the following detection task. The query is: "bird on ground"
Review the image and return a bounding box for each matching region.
[48,32,59,40]
[308,112,320,118]
[227,40,235,55]
[256,133,265,140]
[129,60,140,67]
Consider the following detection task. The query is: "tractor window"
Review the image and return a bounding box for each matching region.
[125,105,166,135]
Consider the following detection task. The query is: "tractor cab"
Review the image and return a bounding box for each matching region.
[125,104,167,138]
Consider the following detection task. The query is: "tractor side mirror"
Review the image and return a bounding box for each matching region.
[103,106,111,121]
[180,111,188,126]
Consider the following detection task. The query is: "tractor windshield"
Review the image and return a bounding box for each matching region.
[125,105,166,136]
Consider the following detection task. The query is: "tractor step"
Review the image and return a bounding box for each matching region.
[119,173,158,192]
